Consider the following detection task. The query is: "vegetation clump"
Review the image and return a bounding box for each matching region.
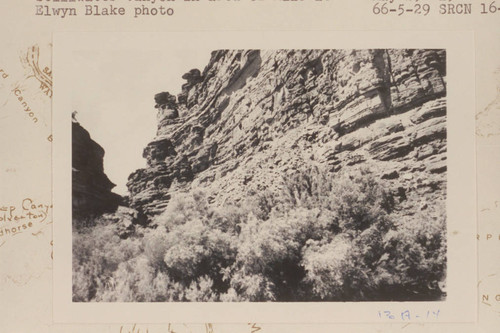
[73,167,446,302]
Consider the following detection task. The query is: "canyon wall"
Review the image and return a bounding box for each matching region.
[72,120,122,219]
[126,49,447,219]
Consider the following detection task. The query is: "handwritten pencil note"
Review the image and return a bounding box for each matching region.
[378,309,440,321]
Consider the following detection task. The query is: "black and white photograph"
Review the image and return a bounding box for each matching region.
[69,47,448,303]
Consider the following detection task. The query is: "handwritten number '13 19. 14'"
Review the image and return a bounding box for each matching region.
[378,310,440,320]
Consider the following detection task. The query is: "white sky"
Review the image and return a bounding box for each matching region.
[72,49,211,195]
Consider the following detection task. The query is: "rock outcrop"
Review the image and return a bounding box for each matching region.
[127,49,446,218]
[72,120,122,219]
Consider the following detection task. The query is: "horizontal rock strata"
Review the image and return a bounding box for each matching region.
[127,49,447,218]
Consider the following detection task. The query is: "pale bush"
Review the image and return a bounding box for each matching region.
[301,236,353,299]
[228,271,276,301]
[153,189,209,229]
[162,218,237,292]
[185,276,218,302]
[72,218,142,301]
[143,226,169,271]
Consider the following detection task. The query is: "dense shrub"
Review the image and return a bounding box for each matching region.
[162,219,237,291]
[72,218,143,301]
[73,166,446,302]
[231,208,327,300]
[374,210,447,300]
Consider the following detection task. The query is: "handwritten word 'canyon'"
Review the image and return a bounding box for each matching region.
[0,198,52,237]
[12,87,38,123]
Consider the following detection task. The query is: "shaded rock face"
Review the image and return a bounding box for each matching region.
[127,49,446,218]
[72,121,122,219]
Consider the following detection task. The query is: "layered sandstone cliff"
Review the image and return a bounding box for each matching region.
[127,49,446,219]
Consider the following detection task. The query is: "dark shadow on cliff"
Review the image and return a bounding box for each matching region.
[72,118,123,225]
